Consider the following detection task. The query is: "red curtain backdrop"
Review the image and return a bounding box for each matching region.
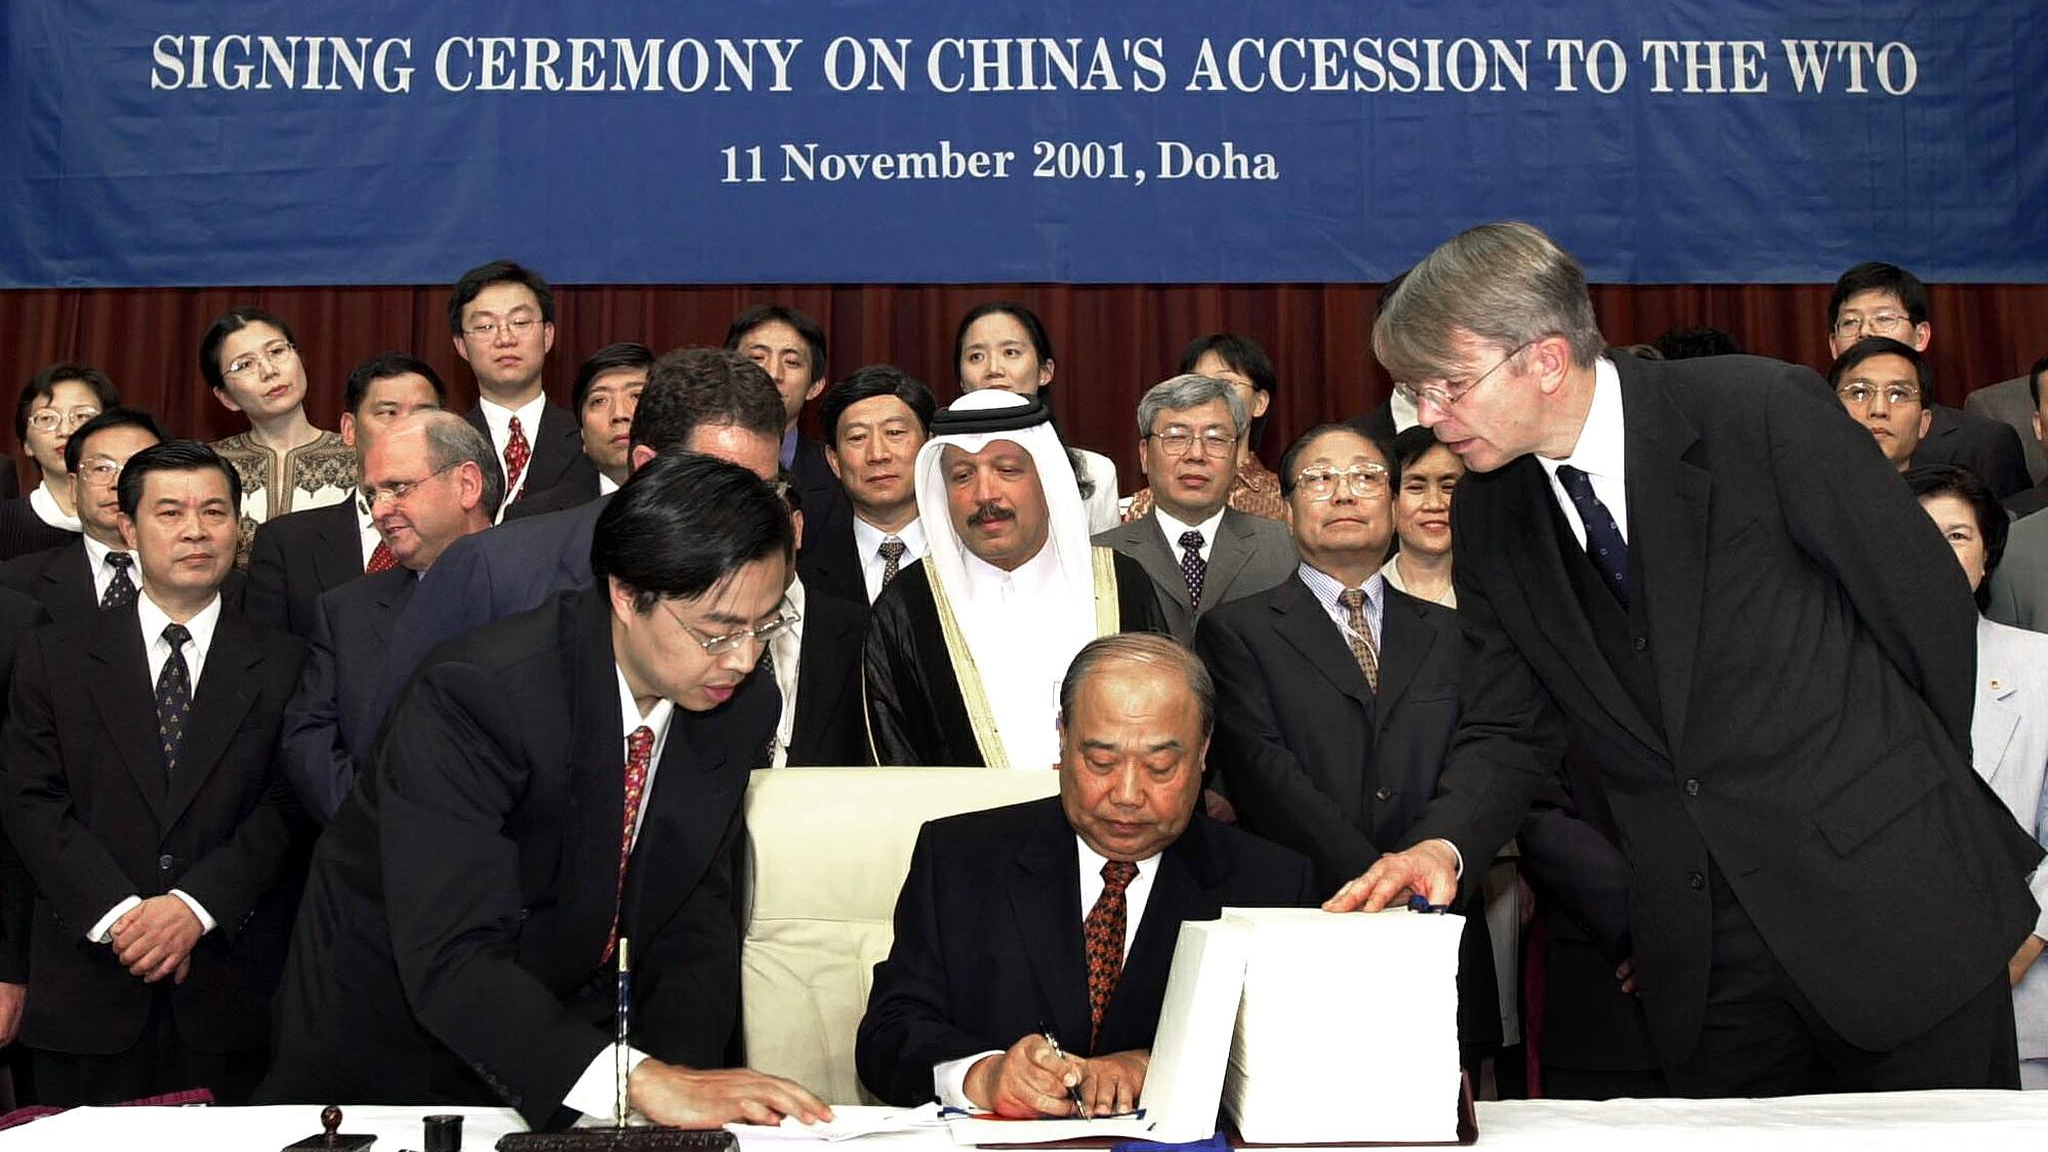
[2,283,2044,492]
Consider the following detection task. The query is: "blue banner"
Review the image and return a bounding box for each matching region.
[3,1,2044,287]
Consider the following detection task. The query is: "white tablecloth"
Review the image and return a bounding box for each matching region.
[3,1092,2046,1150]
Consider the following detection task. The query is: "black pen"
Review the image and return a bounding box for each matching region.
[1038,1026,1089,1119]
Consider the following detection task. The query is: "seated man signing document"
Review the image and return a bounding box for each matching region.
[855,634,1316,1116]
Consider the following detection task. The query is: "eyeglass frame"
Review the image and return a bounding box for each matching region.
[27,406,101,433]
[222,340,299,382]
[1393,338,1538,410]
[463,316,545,342]
[1831,312,1916,341]
[1143,427,1240,457]
[1835,381,1923,409]
[77,456,127,487]
[657,597,801,656]
[1293,461,1391,501]
[360,463,461,508]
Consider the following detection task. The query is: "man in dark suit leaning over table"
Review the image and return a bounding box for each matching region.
[1193,422,1496,1052]
[1330,222,2044,1096]
[0,441,308,1106]
[260,454,831,1131]
[856,633,1317,1116]
[277,411,502,823]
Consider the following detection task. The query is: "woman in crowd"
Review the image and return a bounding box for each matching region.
[1126,333,1289,523]
[1907,463,2048,1089]
[201,307,356,563]
[0,363,119,561]
[953,301,1121,532]
[1380,424,1463,607]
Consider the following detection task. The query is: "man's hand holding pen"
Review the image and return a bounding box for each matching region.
[963,1034,1150,1118]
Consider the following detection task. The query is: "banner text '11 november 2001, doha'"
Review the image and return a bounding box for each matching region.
[3,0,2042,287]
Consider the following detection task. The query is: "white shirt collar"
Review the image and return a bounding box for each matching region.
[1538,356,1626,482]
[764,578,807,769]
[28,481,81,533]
[478,393,549,442]
[1153,504,1227,563]
[852,513,926,560]
[598,472,621,496]
[136,588,223,686]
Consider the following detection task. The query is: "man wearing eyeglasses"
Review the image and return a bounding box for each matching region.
[1825,262,2030,499]
[278,412,502,823]
[1192,423,1499,1056]
[0,407,195,627]
[1094,375,1294,645]
[1827,338,1934,473]
[263,454,832,1130]
[449,259,599,516]
[1327,223,2041,1098]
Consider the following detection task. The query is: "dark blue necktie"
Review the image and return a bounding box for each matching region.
[156,623,193,773]
[1555,465,1630,608]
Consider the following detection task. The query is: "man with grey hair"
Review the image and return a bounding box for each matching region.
[279,411,503,821]
[1093,375,1295,644]
[857,632,1315,1114]
[1328,222,2043,1096]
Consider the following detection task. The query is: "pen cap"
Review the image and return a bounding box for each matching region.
[424,1112,464,1151]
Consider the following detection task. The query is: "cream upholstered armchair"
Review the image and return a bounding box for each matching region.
[738,767,1061,1104]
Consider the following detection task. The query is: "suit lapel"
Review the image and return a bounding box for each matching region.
[564,594,633,966]
[1270,575,1371,705]
[790,596,858,762]
[1617,360,1710,755]
[1496,461,1665,753]
[528,403,581,491]
[368,569,415,647]
[1007,813,1090,1048]
[162,610,262,829]
[1125,517,1192,611]
[1202,510,1259,604]
[310,498,365,590]
[1373,589,1434,723]
[45,542,96,620]
[85,605,170,817]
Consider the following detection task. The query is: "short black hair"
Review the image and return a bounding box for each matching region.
[344,351,447,417]
[1279,422,1398,498]
[819,364,937,447]
[2028,351,2048,409]
[573,342,656,413]
[448,259,555,336]
[631,348,787,455]
[1177,333,1278,448]
[1904,463,2006,609]
[1653,326,1746,360]
[724,304,829,386]
[64,406,168,476]
[776,466,803,514]
[1390,424,1447,472]
[1826,336,1934,401]
[199,307,296,393]
[590,452,795,614]
[116,439,242,520]
[16,362,119,443]
[954,301,1055,389]
[1828,262,1929,328]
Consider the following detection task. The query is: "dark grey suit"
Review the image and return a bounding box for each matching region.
[1092,508,1295,644]
[279,567,417,822]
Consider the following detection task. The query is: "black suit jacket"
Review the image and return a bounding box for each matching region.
[372,496,608,724]
[790,436,852,558]
[1406,352,2043,1063]
[0,540,247,627]
[465,401,599,511]
[0,602,308,1055]
[0,497,77,564]
[855,796,1317,1106]
[1915,403,2031,501]
[0,587,49,986]
[0,461,16,502]
[785,587,870,767]
[243,498,365,638]
[263,588,774,1127]
[503,469,603,521]
[279,567,417,822]
[796,517,869,607]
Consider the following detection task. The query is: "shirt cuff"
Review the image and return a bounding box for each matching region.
[88,895,142,944]
[1433,839,1465,881]
[934,1051,1003,1109]
[564,1043,653,1123]
[168,889,217,934]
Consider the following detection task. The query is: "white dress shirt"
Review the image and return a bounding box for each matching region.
[1536,357,1630,548]
[477,392,549,507]
[1295,562,1386,654]
[1153,506,1226,566]
[355,493,383,570]
[851,516,928,604]
[932,840,1161,1108]
[85,591,226,944]
[598,472,621,496]
[28,480,81,533]
[764,579,806,770]
[562,665,679,1122]
[80,534,136,603]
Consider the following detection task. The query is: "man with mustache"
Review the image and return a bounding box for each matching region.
[864,390,1167,768]
[0,440,308,1104]
[1094,374,1294,645]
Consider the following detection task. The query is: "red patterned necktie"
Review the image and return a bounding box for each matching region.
[503,414,532,493]
[602,726,655,963]
[365,540,397,574]
[1084,859,1139,1048]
